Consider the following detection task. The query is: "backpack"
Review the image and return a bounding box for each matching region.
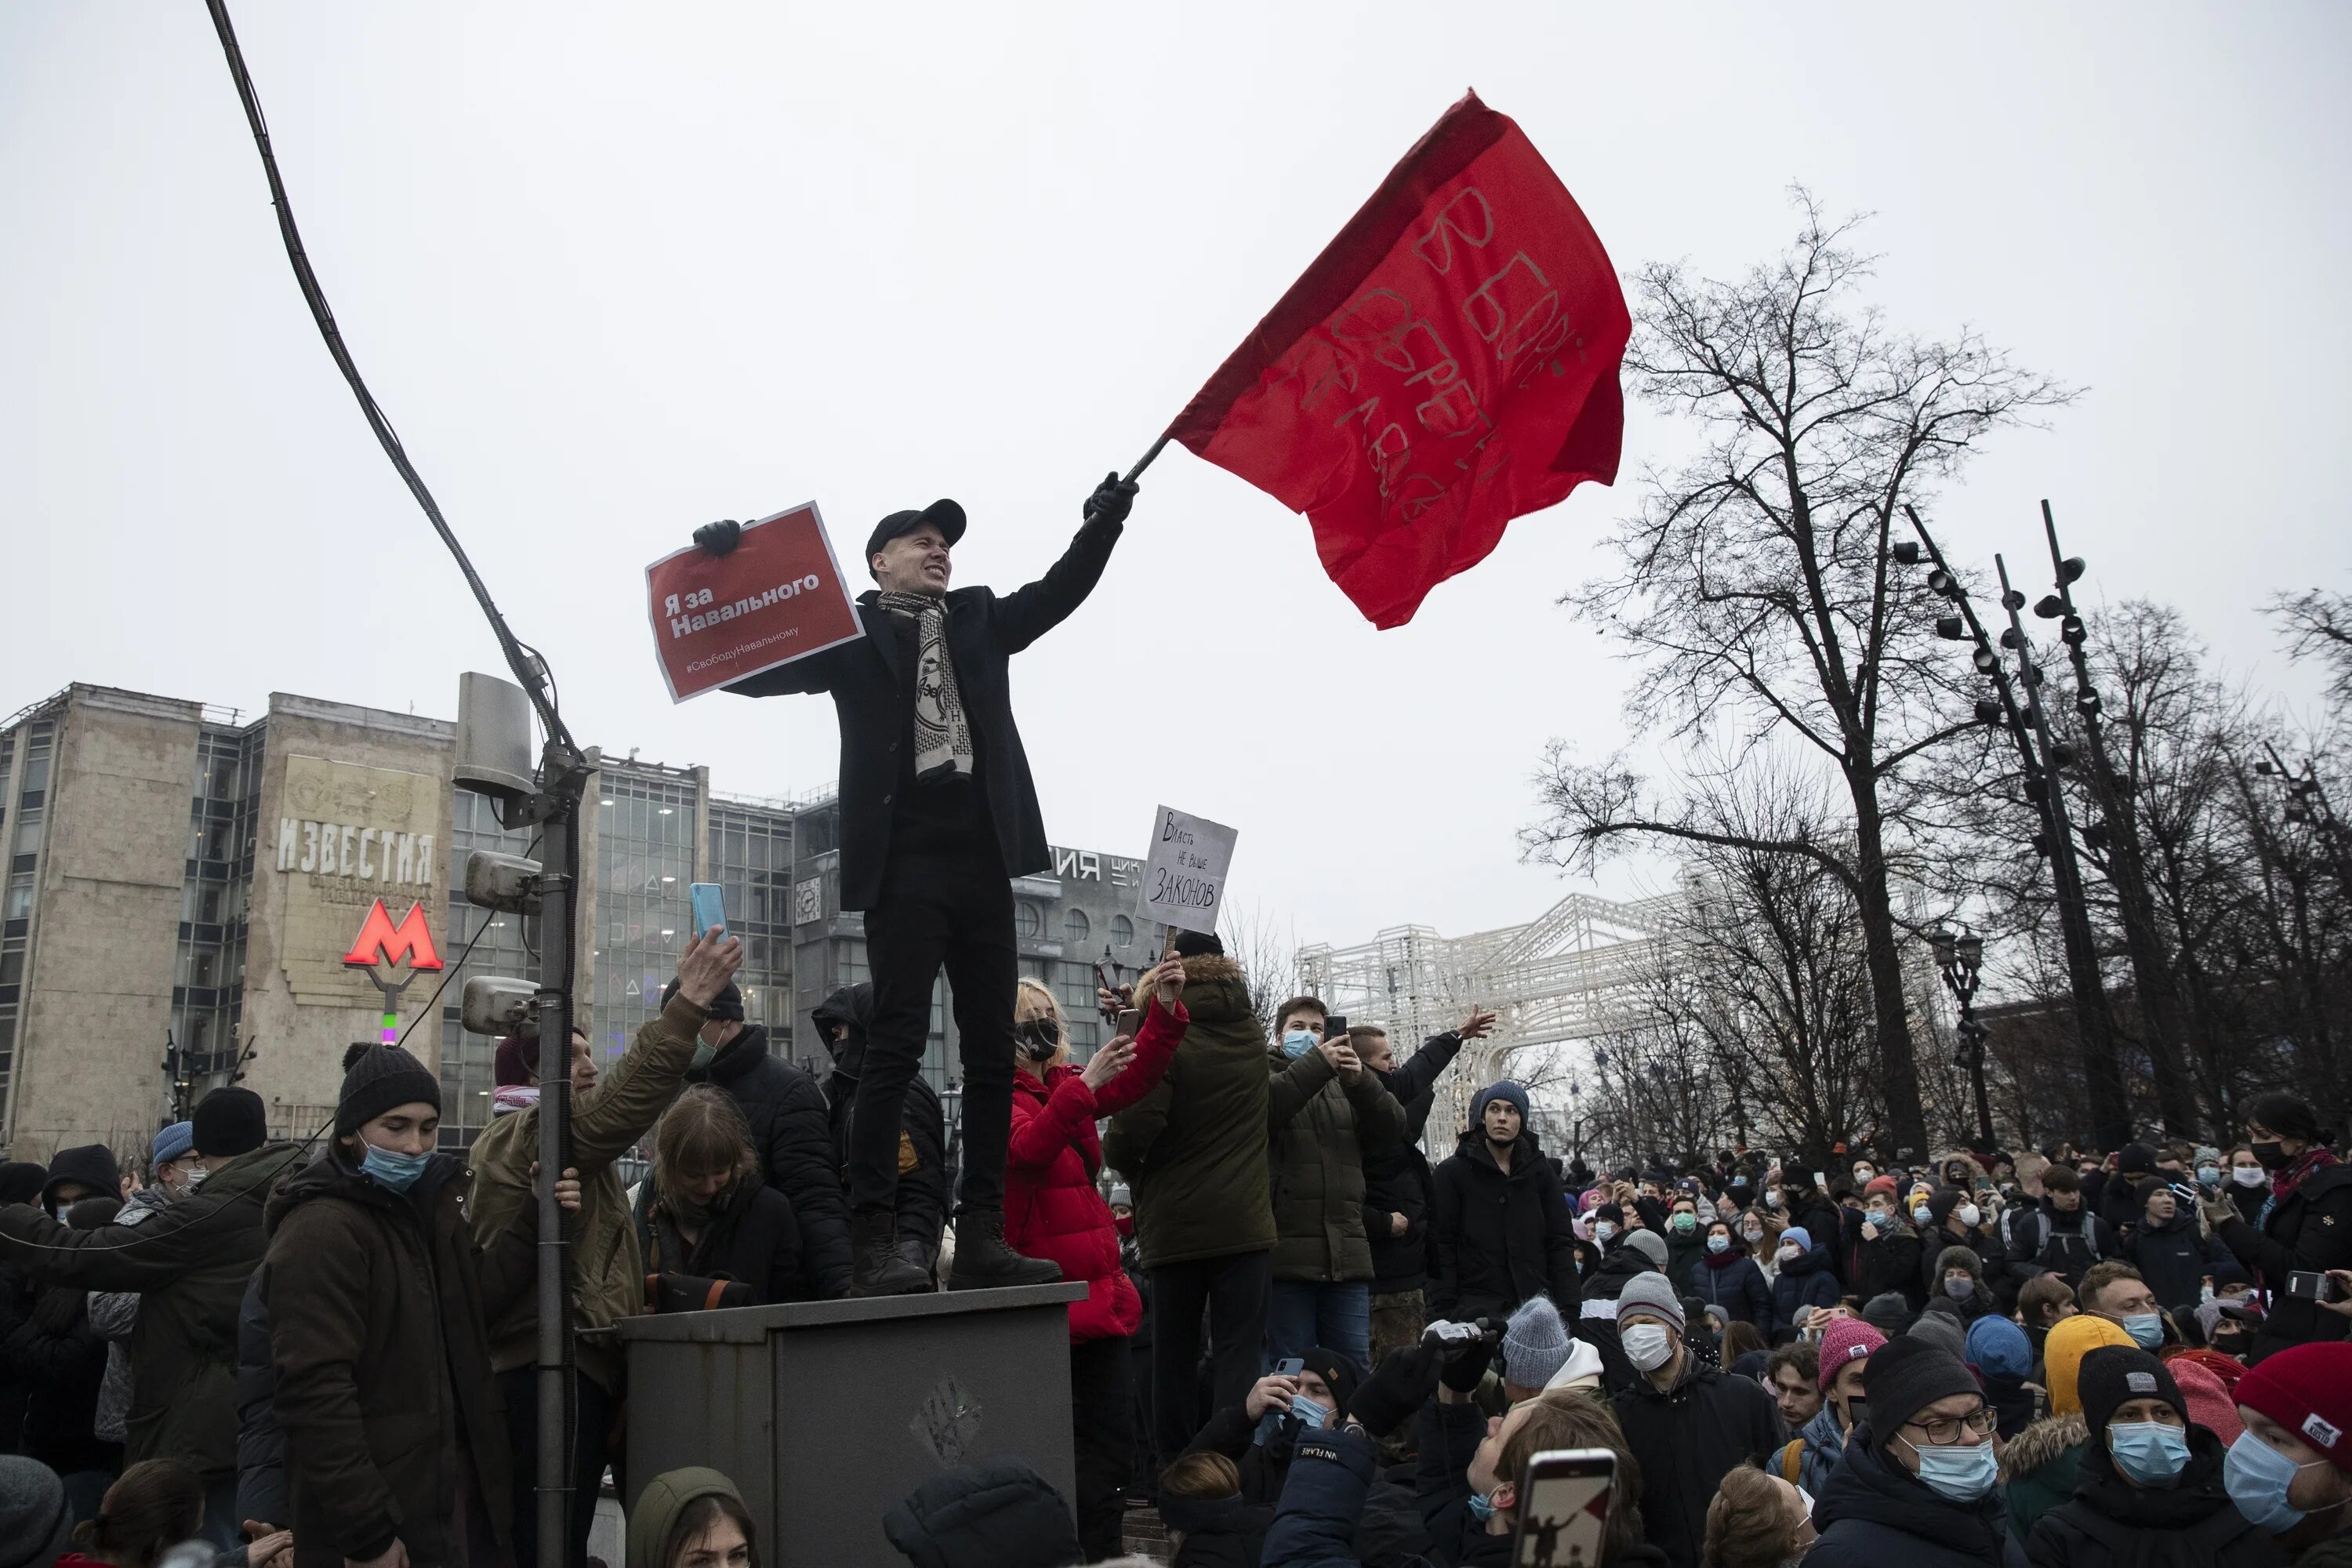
[1778,1436,1805,1484]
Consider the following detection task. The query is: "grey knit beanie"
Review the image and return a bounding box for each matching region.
[1502,1297,1572,1388]
[1621,1229,1668,1271]
[0,1456,72,1568]
[1615,1272,1686,1334]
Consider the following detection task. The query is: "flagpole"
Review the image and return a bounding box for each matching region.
[1124,435,1171,485]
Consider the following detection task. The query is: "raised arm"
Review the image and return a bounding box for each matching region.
[989,479,1134,652]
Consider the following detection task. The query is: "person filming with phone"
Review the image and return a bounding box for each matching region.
[2205,1091,2352,1363]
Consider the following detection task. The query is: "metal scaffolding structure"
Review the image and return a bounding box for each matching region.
[1298,888,1684,1146]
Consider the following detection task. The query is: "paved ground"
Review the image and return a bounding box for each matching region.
[1123,1502,1172,1563]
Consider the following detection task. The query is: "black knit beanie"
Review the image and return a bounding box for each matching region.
[659,977,742,1022]
[336,1044,441,1137]
[2076,1345,2183,1437]
[193,1086,269,1157]
[1863,1334,1982,1436]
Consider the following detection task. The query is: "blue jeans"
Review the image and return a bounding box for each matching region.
[1265,1279,1371,1374]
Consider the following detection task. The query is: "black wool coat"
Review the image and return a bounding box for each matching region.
[1610,1355,1784,1568]
[2217,1161,2352,1362]
[1428,1129,1581,1320]
[727,512,1123,909]
[688,1024,855,1296]
[641,1177,808,1305]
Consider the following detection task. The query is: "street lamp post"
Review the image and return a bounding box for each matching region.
[1932,927,1994,1150]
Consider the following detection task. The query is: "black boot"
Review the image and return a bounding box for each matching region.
[948,1208,1064,1290]
[849,1208,931,1298]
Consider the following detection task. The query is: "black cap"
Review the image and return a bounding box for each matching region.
[660,976,742,1022]
[863,499,966,574]
[335,1044,441,1138]
[2076,1345,2183,1436]
[194,1087,270,1157]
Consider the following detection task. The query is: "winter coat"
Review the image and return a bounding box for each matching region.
[684,1021,854,1295]
[1185,1401,1304,1508]
[640,1177,807,1306]
[1107,953,1312,1269]
[1363,1030,1465,1294]
[87,1185,172,1443]
[1848,1213,1927,1311]
[1006,994,1186,1343]
[469,986,710,1391]
[2228,1176,2269,1226]
[0,1140,306,1485]
[1788,1192,1849,1288]
[232,1271,286,1532]
[1261,1425,1380,1568]
[2001,1201,2119,1302]
[2004,1414,2089,1543]
[1267,1042,1406,1283]
[1771,1241,1841,1327]
[881,1456,1087,1568]
[1808,1423,2028,1568]
[1924,1220,2006,1295]
[1778,1400,1847,1495]
[1933,1245,2003,1321]
[2024,1424,2281,1568]
[2125,1210,2245,1316]
[2216,1161,2352,1363]
[263,1149,537,1568]
[1610,1349,1784,1568]
[1428,1128,1580,1319]
[814,982,949,1272]
[1687,1248,1773,1334]
[1160,1493,1273,1568]
[1411,1398,1486,1568]
[1661,1220,1708,1283]
[725,510,1123,910]
[2,1283,108,1475]
[1573,1247,1653,1394]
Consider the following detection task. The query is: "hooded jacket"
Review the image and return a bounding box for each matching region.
[681,1021,853,1296]
[1006,993,1187,1342]
[2002,1414,2089,1544]
[1266,1039,1406,1283]
[640,1174,807,1306]
[1932,1246,2003,1321]
[726,510,1123,911]
[2124,1207,2245,1316]
[468,987,710,1391]
[625,1468,746,1568]
[1428,1126,1580,1319]
[1105,953,1320,1269]
[232,1271,286,1531]
[1807,1423,2028,1568]
[0,1140,307,1484]
[263,1148,538,1568]
[881,1457,1083,1568]
[1771,1239,1841,1326]
[1789,1400,1848,1495]
[2023,1421,2278,1568]
[811,982,948,1271]
[1608,1347,1783,1568]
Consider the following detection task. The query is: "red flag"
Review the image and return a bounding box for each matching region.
[1170,91,1628,628]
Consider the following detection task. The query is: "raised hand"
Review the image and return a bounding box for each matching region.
[1082,1036,1138,1091]
[675,927,745,1007]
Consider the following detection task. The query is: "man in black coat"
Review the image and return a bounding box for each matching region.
[1356,1011,1493,1370]
[664,976,855,1297]
[1428,1080,1580,1323]
[811,981,948,1282]
[1996,1162,2117,1309]
[709,477,1135,1294]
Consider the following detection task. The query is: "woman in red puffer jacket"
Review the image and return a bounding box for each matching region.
[1006,954,1189,1559]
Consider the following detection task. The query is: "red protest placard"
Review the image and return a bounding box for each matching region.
[1169,90,1629,630]
[644,503,865,702]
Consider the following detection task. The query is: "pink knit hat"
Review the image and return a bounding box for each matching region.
[2166,1354,2244,1446]
[1817,1316,1887,1381]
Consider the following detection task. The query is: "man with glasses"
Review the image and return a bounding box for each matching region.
[1606,1273,1783,1567]
[1807,1336,2026,1566]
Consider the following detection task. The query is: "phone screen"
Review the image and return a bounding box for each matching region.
[688,882,728,938]
[1515,1448,1613,1566]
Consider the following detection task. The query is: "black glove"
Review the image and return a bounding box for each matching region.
[1348,1340,1444,1438]
[1439,1319,1505,1395]
[1082,470,1138,526]
[694,518,742,557]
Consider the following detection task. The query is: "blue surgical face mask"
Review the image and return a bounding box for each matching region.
[1945,1277,1974,1301]
[2109,1421,2190,1486]
[2227,1430,2321,1532]
[359,1142,431,1193]
[2122,1312,2164,1350]
[1707,1235,1730,1254]
[1908,1437,1998,1502]
[1288,1393,1329,1430]
[2198,1165,2223,1186]
[1466,1487,1499,1525]
[1280,1029,1317,1059]
[1593,1221,1616,1242]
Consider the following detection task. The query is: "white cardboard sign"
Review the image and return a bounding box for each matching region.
[1138,805,1237,935]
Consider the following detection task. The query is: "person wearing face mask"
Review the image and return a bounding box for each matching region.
[809,980,948,1285]
[1689,1219,1773,1338]
[0,1092,302,1549]
[2223,1341,2352,1563]
[656,971,856,1299]
[82,1124,200,1468]
[1922,1188,2006,1299]
[1769,1225,1838,1335]
[2074,1262,2172,1352]
[2204,1092,2352,1364]
[1933,1247,2001,1322]
[2023,1346,2277,1568]
[1848,1187,1927,1314]
[1808,1337,2024,1568]
[2005,1314,2133,1541]
[1607,1273,1784,1566]
[1661,1196,1709,1286]
[1004,959,1188,1558]
[2124,1176,2245,1319]
[2226,1145,2274,1225]
[264,1039,583,1568]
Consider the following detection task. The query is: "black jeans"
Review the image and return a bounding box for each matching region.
[498,1365,615,1568]
[1149,1250,1271,1467]
[858,846,1017,1214]
[1070,1334,1134,1559]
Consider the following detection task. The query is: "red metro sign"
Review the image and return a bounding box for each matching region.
[341,899,445,971]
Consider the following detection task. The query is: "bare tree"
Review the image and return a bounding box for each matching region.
[1219,902,1304,1039]
[2270,588,2352,709]
[1525,191,2073,1160]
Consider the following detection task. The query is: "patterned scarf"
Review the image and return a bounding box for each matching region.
[2259,1144,2338,1230]
[877,591,974,781]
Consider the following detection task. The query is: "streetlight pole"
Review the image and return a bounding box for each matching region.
[1932,927,1994,1151]
[1897,510,2132,1151]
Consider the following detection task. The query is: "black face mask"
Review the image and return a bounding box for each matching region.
[2252,1140,2292,1171]
[1018,1017,1061,1064]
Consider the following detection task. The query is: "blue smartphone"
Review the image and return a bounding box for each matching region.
[688,882,727,939]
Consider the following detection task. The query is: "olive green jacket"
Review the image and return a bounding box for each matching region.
[467,988,708,1392]
[1265,1044,1406,1282]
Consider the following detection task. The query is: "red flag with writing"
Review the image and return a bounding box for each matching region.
[1169,91,1628,628]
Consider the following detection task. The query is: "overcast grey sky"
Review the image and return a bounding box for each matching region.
[4,2,2347,956]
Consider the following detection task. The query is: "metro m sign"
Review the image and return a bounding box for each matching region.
[342,899,445,971]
